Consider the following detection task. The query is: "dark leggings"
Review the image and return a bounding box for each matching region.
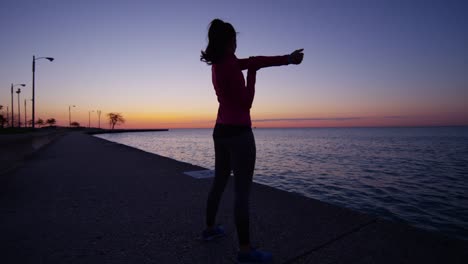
[206,129,256,245]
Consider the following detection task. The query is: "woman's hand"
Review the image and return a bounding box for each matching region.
[289,49,304,65]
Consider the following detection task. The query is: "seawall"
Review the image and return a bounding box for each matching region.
[1,132,466,263]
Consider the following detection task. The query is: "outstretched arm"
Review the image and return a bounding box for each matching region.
[238,56,288,71]
[238,49,304,71]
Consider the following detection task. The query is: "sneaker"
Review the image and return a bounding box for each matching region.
[201,225,226,241]
[237,248,272,263]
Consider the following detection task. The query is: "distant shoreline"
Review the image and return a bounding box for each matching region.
[89,128,169,135]
[110,125,468,130]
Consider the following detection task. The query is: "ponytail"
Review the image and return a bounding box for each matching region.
[200,19,236,65]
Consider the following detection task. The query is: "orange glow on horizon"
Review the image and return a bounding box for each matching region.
[115,113,468,129]
[32,106,468,129]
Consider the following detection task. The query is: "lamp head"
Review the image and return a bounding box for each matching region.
[20,84,26,87]
[46,57,54,62]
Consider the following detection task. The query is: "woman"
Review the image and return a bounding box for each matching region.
[200,18,303,263]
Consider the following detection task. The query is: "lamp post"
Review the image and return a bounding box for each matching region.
[10,83,25,127]
[16,88,21,127]
[97,110,102,129]
[69,105,76,127]
[88,110,94,128]
[32,55,54,129]
[24,99,27,127]
[24,99,32,127]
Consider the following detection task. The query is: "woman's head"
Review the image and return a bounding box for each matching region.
[201,19,236,65]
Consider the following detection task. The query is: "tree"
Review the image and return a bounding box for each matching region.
[0,105,4,128]
[46,118,57,127]
[107,113,125,130]
[0,105,5,128]
[0,115,6,128]
[70,121,80,128]
[36,118,45,128]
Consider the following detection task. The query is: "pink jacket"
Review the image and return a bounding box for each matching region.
[212,53,289,126]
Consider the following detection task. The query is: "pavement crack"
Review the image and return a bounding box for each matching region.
[283,218,378,264]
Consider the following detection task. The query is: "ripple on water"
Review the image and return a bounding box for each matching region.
[96,127,468,240]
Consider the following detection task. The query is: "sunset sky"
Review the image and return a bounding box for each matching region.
[1,0,467,128]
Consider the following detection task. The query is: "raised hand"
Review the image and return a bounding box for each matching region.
[289,49,304,65]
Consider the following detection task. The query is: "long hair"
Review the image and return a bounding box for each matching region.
[200,19,236,65]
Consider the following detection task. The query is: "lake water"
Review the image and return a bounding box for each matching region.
[95,127,468,240]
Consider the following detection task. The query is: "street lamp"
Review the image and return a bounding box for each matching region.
[97,110,102,129]
[10,83,25,127]
[69,105,76,127]
[16,88,21,127]
[24,99,32,127]
[88,110,94,128]
[24,99,26,127]
[32,55,54,129]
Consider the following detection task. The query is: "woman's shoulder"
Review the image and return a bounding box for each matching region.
[214,56,238,70]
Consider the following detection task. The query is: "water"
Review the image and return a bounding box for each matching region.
[95,127,468,240]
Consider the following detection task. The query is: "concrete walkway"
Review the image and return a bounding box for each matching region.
[1,132,467,264]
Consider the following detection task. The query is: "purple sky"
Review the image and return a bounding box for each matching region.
[1,0,467,128]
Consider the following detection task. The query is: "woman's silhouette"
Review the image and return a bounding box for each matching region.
[200,18,303,263]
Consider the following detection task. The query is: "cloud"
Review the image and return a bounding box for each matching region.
[252,117,364,122]
[383,116,407,119]
[157,116,411,125]
[157,117,365,125]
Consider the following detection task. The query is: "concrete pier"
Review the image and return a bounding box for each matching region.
[1,132,467,263]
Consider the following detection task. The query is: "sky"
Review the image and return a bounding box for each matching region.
[0,0,467,128]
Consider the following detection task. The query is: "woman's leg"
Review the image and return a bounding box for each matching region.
[206,137,231,227]
[230,130,256,248]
